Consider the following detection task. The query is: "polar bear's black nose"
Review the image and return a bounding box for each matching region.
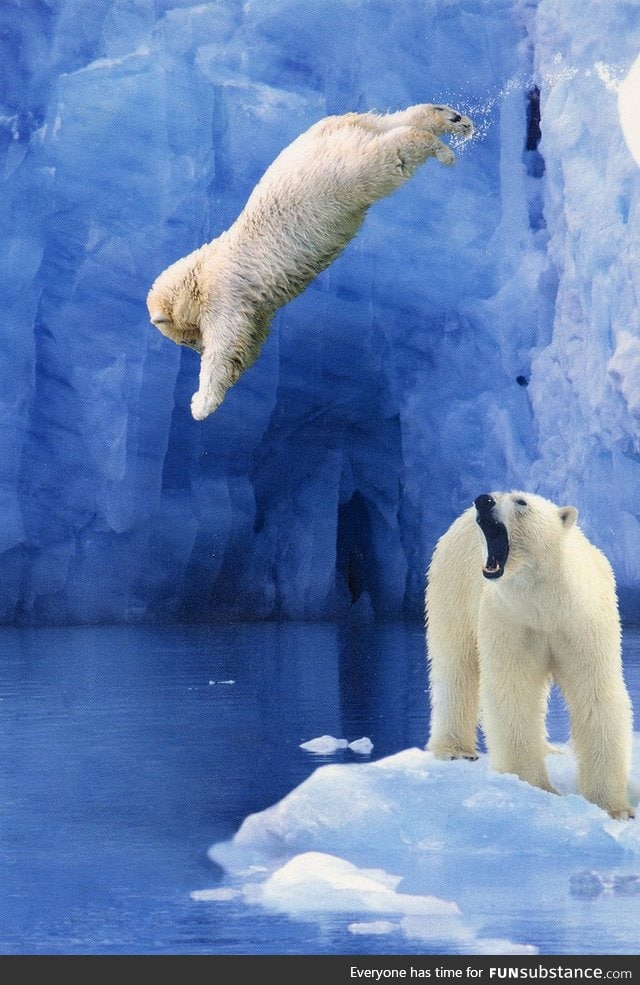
[474,494,495,515]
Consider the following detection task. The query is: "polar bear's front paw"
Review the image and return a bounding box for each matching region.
[190,389,224,421]
[428,739,478,761]
[435,141,456,166]
[606,804,635,821]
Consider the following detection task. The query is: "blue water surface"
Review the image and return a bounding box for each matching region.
[0,621,429,954]
[1,621,638,955]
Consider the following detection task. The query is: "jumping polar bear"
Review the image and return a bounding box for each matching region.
[146,103,474,420]
[425,491,635,820]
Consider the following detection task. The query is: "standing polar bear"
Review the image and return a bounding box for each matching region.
[146,103,474,420]
[425,490,635,820]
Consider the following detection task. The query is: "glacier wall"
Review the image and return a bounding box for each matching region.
[1,0,639,625]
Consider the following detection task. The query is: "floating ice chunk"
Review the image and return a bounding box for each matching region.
[202,737,640,951]
[348,737,374,755]
[240,851,535,954]
[299,734,373,754]
[299,735,349,753]
[243,850,460,916]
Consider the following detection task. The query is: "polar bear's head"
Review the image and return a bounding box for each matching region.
[426,105,474,138]
[146,248,206,354]
[474,491,578,580]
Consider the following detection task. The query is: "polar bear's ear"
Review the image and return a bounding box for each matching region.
[559,506,578,528]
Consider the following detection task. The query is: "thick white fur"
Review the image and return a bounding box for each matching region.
[146,104,474,420]
[425,491,635,820]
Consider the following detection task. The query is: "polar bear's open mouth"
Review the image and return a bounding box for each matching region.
[476,515,509,579]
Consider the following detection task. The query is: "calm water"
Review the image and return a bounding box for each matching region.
[1,621,638,955]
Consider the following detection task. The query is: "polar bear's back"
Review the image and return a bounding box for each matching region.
[425,506,483,641]
[249,114,397,208]
[227,115,410,303]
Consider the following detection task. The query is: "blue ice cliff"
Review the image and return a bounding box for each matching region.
[1,0,639,625]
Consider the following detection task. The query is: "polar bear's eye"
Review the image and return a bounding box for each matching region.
[515,498,527,507]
